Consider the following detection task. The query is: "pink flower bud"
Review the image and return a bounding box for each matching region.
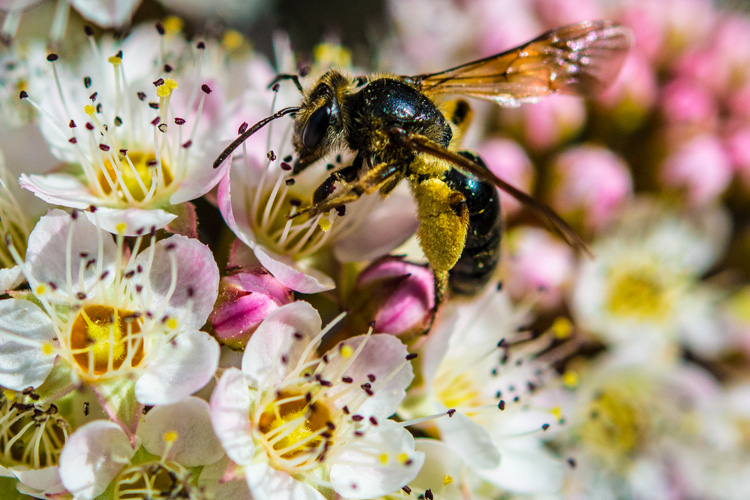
[347,256,435,338]
[548,145,633,231]
[726,126,750,188]
[660,79,717,130]
[210,268,293,349]
[476,138,535,216]
[504,227,575,310]
[597,50,659,129]
[659,134,732,206]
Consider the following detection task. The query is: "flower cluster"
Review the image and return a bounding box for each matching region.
[1,0,750,499]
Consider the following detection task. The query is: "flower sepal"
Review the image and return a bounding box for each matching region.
[89,377,143,446]
[32,362,77,408]
[164,201,198,239]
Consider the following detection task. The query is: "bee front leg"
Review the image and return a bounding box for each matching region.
[291,162,402,218]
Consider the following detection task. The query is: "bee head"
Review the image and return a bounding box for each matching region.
[292,71,348,174]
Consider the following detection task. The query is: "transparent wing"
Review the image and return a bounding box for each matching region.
[391,127,592,255]
[409,20,632,107]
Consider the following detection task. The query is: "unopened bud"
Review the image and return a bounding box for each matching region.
[347,256,435,338]
[210,268,293,349]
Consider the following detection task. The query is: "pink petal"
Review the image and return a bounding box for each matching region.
[209,368,255,466]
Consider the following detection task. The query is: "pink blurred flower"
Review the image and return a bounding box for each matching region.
[530,0,603,28]
[476,138,535,216]
[548,145,633,231]
[659,134,732,206]
[502,95,587,153]
[597,49,659,129]
[726,126,750,188]
[504,227,575,310]
[660,79,717,131]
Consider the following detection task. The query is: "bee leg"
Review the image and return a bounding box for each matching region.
[292,162,402,218]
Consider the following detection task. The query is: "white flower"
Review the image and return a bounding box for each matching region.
[59,397,225,500]
[19,24,230,235]
[558,352,728,500]
[0,209,220,437]
[209,301,423,500]
[0,389,69,499]
[216,43,417,294]
[407,287,567,495]
[571,198,731,360]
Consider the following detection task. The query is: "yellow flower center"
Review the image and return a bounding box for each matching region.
[69,305,145,377]
[257,390,334,463]
[580,385,649,465]
[606,269,672,321]
[435,371,482,412]
[97,151,174,203]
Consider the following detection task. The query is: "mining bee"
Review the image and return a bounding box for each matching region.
[214,20,632,304]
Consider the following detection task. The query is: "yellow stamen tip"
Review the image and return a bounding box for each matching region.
[35,284,46,296]
[156,78,179,97]
[443,475,453,485]
[379,453,389,464]
[107,56,121,65]
[41,343,54,356]
[163,430,178,443]
[115,222,127,234]
[551,317,573,339]
[551,406,563,421]
[166,318,178,330]
[397,452,409,464]
[222,29,244,51]
[163,16,183,35]
[340,344,354,358]
[3,389,16,401]
[84,104,96,115]
[563,370,580,389]
[318,218,331,232]
[313,42,352,68]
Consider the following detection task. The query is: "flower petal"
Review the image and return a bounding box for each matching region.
[19,174,100,209]
[436,412,501,470]
[84,206,177,236]
[320,333,414,419]
[330,425,424,499]
[245,462,326,500]
[242,301,322,388]
[0,299,56,390]
[135,330,219,405]
[140,397,224,467]
[11,466,64,496]
[69,0,141,27]
[134,234,219,331]
[0,266,24,293]
[25,209,118,299]
[475,443,564,494]
[209,368,255,466]
[59,420,135,500]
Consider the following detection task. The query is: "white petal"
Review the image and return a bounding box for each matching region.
[320,334,413,419]
[84,206,177,236]
[134,235,219,331]
[0,299,57,390]
[135,330,219,405]
[209,368,255,466]
[410,439,464,500]
[59,420,135,500]
[19,174,100,209]
[139,397,224,466]
[0,265,24,293]
[475,444,564,494]
[245,462,326,500]
[436,412,501,470]
[199,457,253,500]
[25,209,118,298]
[330,425,424,499]
[70,0,142,27]
[333,190,418,263]
[10,466,64,495]
[242,301,322,389]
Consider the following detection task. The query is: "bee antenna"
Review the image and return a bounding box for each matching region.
[213,106,300,169]
[268,73,304,94]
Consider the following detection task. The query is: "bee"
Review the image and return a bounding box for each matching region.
[214,20,632,304]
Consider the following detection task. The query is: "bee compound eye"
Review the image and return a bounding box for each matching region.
[302,105,331,149]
